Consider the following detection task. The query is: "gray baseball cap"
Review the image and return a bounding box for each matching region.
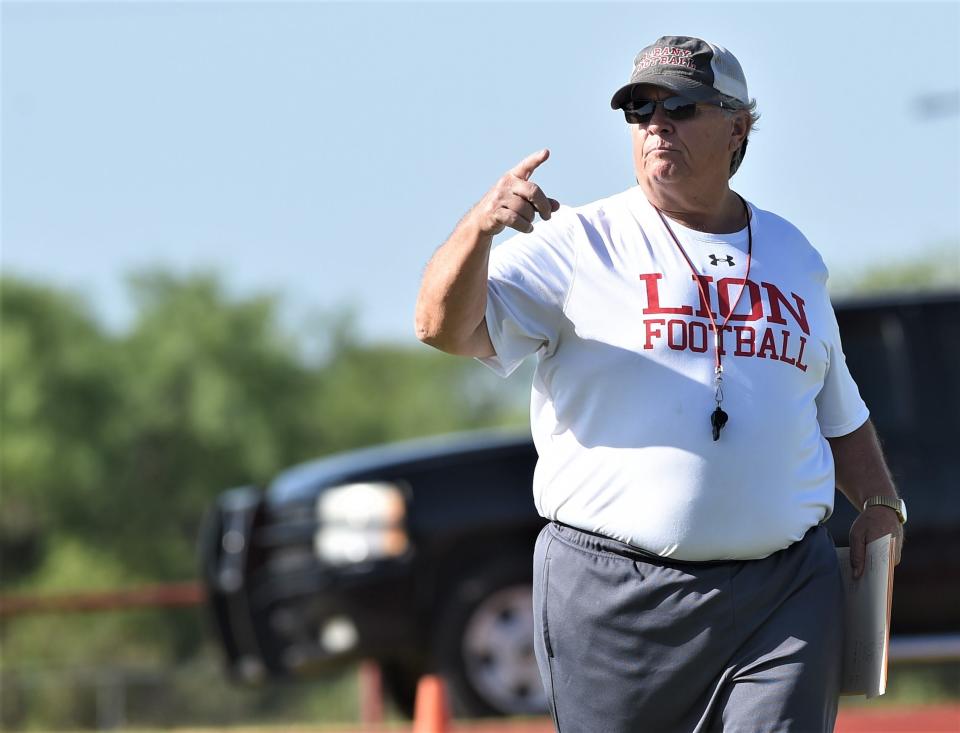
[610,35,750,109]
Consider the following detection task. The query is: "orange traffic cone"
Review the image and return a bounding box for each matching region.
[412,674,451,733]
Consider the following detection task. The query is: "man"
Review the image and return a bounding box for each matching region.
[415,35,904,732]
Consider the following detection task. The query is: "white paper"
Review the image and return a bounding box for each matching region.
[836,534,895,698]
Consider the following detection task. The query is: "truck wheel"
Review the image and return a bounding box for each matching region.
[435,559,548,718]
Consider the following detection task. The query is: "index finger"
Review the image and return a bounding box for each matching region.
[509,148,551,181]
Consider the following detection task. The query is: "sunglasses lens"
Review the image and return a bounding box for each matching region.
[662,97,697,119]
[623,97,698,124]
[624,101,655,125]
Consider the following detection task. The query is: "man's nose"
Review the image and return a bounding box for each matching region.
[646,103,674,134]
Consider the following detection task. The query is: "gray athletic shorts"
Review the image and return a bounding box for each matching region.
[532,522,843,733]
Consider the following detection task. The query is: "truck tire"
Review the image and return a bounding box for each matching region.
[434,557,548,718]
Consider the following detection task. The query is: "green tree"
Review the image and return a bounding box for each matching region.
[1,278,121,588]
[1,270,527,729]
[830,242,960,296]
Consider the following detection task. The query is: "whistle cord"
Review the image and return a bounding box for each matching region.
[652,195,753,440]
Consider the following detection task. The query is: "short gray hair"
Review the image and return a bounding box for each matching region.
[719,95,760,177]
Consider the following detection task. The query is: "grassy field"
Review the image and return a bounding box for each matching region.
[26,705,960,733]
[5,660,956,732]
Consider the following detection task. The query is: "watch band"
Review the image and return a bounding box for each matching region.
[862,496,907,525]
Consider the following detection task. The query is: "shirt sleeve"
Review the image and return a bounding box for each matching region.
[815,301,870,437]
[477,212,578,377]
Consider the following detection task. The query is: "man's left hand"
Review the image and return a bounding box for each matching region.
[849,505,903,579]
[828,420,904,580]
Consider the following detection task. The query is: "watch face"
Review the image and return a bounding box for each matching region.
[897,500,907,524]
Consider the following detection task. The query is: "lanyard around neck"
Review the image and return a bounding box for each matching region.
[652,195,753,440]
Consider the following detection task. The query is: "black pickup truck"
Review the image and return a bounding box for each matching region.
[199,292,960,718]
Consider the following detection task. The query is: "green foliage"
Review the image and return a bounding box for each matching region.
[839,661,960,707]
[1,279,121,586]
[830,242,960,296]
[0,270,526,728]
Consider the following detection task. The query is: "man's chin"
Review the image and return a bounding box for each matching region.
[645,164,684,185]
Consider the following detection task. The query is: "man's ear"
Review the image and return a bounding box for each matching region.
[729,112,749,152]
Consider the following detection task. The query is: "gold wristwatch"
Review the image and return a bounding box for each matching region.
[862,496,907,525]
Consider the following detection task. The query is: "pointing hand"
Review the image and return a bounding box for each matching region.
[473,149,561,235]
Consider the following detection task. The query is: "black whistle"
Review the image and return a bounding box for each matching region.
[711,406,728,441]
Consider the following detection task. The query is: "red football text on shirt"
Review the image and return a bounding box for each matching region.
[639,273,811,372]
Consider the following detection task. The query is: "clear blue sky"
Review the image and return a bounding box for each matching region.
[3,1,958,343]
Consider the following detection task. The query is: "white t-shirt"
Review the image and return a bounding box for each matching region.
[480,186,869,561]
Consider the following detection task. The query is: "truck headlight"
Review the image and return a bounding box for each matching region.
[314,481,409,564]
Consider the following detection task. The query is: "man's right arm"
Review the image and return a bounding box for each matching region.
[414,149,559,357]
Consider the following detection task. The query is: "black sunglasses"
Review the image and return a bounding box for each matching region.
[623,96,721,125]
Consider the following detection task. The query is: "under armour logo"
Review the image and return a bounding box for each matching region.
[709,254,735,266]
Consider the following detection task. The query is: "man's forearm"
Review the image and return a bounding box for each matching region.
[414,210,496,357]
[827,419,899,509]
[828,418,904,572]
[414,149,557,357]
